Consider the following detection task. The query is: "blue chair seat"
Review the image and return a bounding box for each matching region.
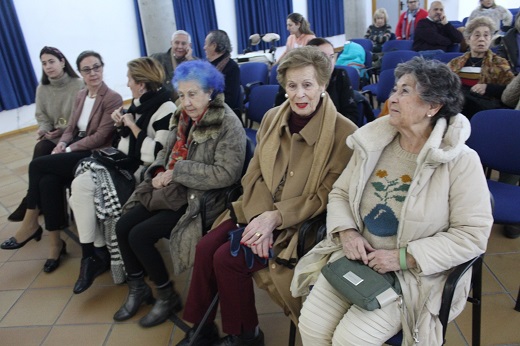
[487,180,520,224]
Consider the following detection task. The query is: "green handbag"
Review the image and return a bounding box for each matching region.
[321,256,401,311]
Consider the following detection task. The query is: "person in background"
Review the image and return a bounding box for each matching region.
[151,30,197,101]
[275,13,316,64]
[412,1,463,52]
[365,8,393,54]
[204,30,242,116]
[112,60,246,328]
[293,57,492,345]
[0,51,122,274]
[395,0,428,40]
[177,46,357,346]
[447,16,514,119]
[274,38,359,124]
[69,57,176,294]
[497,10,520,74]
[8,46,84,222]
[468,0,513,33]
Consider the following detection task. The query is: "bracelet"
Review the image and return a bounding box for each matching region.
[399,247,408,271]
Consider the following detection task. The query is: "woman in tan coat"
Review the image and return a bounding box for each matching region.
[177,46,357,346]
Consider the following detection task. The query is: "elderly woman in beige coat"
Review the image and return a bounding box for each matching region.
[177,46,358,346]
[292,57,493,345]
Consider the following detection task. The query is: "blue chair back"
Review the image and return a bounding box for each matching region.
[446,43,460,52]
[336,65,360,90]
[244,85,279,145]
[269,64,279,85]
[239,62,269,88]
[449,20,463,28]
[380,51,419,71]
[382,40,413,52]
[466,109,520,175]
[350,38,373,53]
[434,52,463,63]
[376,69,395,105]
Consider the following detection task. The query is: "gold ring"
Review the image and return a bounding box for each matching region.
[255,232,262,238]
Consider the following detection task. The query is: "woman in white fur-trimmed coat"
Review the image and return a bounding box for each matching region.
[292,57,493,345]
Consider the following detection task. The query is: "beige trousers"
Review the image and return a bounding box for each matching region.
[298,274,402,346]
[69,171,105,246]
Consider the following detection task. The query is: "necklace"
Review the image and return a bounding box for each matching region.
[469,57,484,67]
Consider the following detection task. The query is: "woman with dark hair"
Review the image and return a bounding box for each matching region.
[204,30,242,113]
[112,60,246,328]
[0,51,122,274]
[69,57,176,294]
[293,57,493,345]
[8,46,84,222]
[178,46,357,346]
[448,16,514,119]
[276,13,316,64]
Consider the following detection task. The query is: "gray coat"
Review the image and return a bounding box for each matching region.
[125,93,246,274]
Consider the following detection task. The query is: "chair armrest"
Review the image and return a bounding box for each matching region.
[438,254,483,341]
[297,212,327,258]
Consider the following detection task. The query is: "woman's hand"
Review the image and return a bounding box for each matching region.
[52,142,67,154]
[471,83,487,95]
[36,129,46,140]
[44,128,63,140]
[241,210,282,258]
[121,113,135,127]
[339,229,375,265]
[152,170,173,189]
[367,249,400,274]
[111,107,125,127]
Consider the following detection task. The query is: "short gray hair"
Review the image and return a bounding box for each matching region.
[171,30,191,43]
[394,57,463,123]
[464,16,496,39]
[207,30,232,54]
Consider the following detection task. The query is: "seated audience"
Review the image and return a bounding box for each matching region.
[177,46,357,346]
[151,30,197,100]
[204,30,242,115]
[448,16,514,119]
[69,57,176,294]
[276,13,316,64]
[112,60,246,328]
[497,10,520,74]
[365,8,393,53]
[395,0,428,40]
[8,46,84,222]
[293,57,493,345]
[0,51,122,274]
[413,1,463,52]
[469,0,513,33]
[274,38,359,124]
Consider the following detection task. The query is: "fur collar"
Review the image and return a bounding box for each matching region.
[347,114,471,166]
[169,93,227,143]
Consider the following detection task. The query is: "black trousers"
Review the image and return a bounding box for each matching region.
[26,150,91,230]
[115,203,187,286]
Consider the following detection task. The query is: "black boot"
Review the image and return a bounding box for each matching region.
[139,282,182,328]
[176,323,220,346]
[214,330,265,346]
[8,197,27,222]
[113,276,155,321]
[73,255,109,294]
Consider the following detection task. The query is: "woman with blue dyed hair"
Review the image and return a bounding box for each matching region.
[112,60,246,328]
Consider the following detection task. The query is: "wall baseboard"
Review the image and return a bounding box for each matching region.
[0,125,37,140]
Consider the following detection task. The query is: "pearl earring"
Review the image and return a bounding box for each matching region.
[209,97,212,101]
[284,93,288,99]
[427,114,433,118]
[139,89,145,95]
[321,92,326,98]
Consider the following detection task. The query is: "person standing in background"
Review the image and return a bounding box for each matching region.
[275,13,316,64]
[395,0,428,40]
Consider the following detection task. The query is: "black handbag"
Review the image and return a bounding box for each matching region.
[92,147,137,171]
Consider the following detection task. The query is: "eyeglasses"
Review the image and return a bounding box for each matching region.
[80,64,103,75]
[407,1,418,3]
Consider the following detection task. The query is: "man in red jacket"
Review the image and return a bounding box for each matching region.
[395,0,428,40]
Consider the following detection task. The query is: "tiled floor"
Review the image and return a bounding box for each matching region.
[0,129,519,346]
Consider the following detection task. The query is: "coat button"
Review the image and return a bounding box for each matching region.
[289,171,294,177]
[190,194,195,199]
[271,264,276,269]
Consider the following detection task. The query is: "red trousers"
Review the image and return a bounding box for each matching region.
[183,218,267,335]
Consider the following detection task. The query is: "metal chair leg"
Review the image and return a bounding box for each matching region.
[515,286,520,312]
[288,320,296,346]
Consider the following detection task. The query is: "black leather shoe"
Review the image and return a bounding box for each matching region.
[113,276,155,321]
[139,282,183,328]
[176,323,220,346]
[1,226,43,250]
[213,330,264,346]
[7,197,27,222]
[504,225,520,239]
[73,255,110,294]
[43,240,67,273]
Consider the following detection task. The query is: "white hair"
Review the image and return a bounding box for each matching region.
[171,30,191,43]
